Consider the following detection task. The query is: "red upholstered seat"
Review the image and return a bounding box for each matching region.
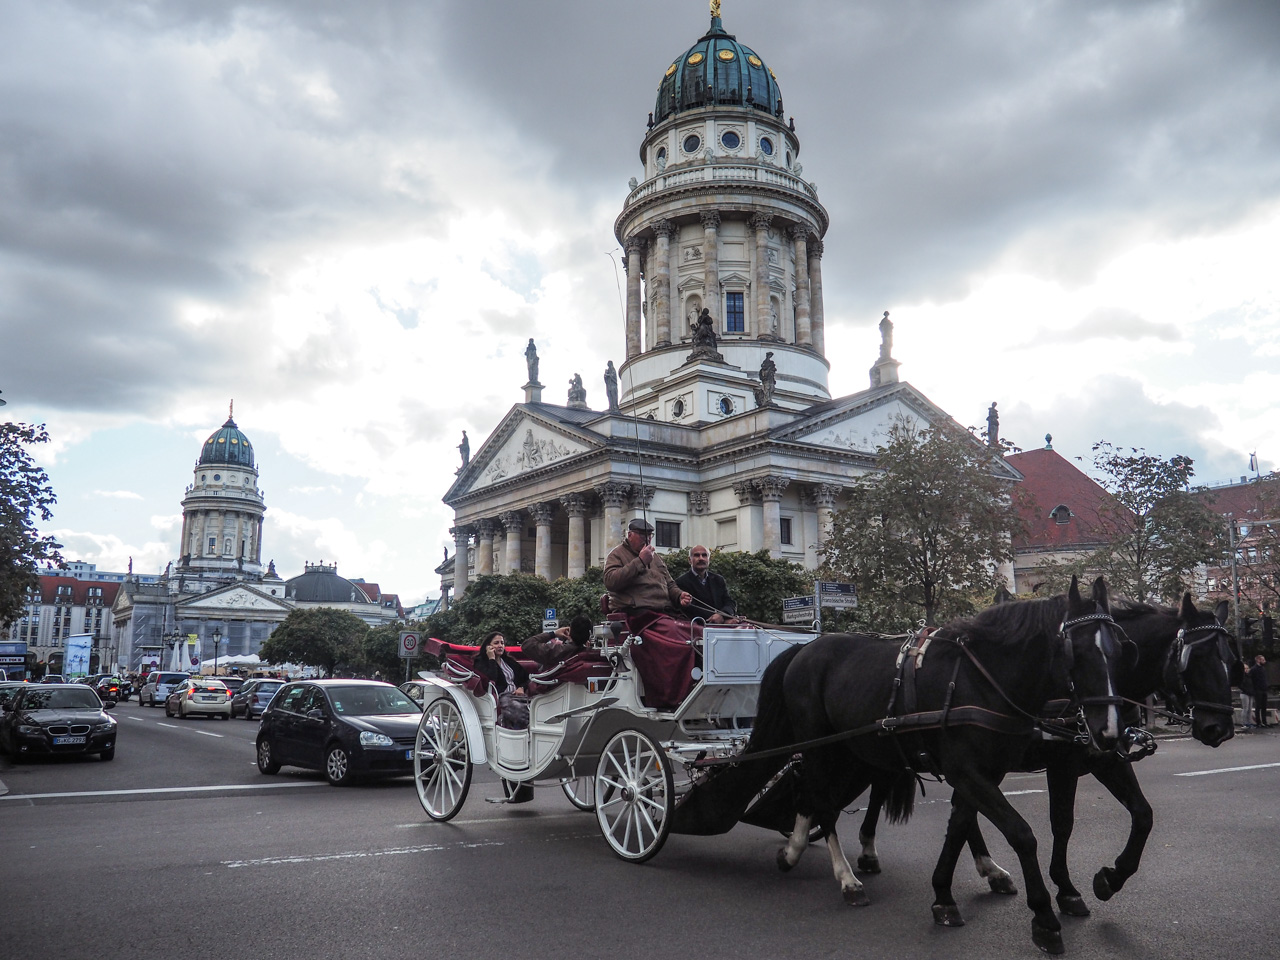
[619,611,698,710]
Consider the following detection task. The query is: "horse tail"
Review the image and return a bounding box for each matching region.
[746,641,803,754]
[881,768,917,825]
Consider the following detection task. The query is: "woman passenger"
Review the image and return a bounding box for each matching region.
[473,631,530,729]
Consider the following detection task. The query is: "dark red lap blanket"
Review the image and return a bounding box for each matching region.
[626,610,697,709]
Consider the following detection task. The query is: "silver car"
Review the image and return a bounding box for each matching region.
[139,672,190,707]
[229,679,285,720]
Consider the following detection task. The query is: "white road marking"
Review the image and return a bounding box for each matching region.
[224,832,597,868]
[395,813,585,828]
[156,722,179,729]
[1175,762,1280,778]
[126,717,147,722]
[0,782,326,801]
[1002,789,1046,796]
[194,730,224,738]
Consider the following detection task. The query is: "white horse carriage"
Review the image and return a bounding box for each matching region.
[412,618,818,862]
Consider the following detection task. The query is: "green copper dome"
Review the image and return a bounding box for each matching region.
[654,14,783,124]
[198,416,255,468]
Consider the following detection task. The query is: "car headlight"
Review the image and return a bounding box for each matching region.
[16,724,42,735]
[358,731,394,747]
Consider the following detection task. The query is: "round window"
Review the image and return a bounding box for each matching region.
[200,474,206,482]
[213,474,221,482]
[760,136,774,156]
[719,397,734,415]
[683,134,701,154]
[672,398,686,418]
[721,131,740,150]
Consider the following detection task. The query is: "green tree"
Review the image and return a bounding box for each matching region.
[1,421,63,628]
[258,608,369,676]
[821,417,1020,628]
[440,573,557,645]
[1083,442,1225,603]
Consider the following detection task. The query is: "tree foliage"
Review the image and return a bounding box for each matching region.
[0,422,63,628]
[258,608,370,676]
[1082,442,1225,603]
[821,417,1020,628]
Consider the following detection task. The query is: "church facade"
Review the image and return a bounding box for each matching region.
[440,8,1020,600]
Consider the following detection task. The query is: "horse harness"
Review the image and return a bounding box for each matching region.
[1164,622,1239,719]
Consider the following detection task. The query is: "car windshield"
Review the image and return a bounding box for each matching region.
[325,685,419,716]
[22,688,101,710]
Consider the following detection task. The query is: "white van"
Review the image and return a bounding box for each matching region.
[140,671,191,707]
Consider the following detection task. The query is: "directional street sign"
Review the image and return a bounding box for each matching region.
[398,631,421,658]
[818,581,858,609]
[782,595,817,624]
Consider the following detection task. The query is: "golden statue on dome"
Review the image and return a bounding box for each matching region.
[711,0,721,18]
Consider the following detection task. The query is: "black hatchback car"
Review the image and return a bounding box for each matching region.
[0,683,118,761]
[255,680,422,785]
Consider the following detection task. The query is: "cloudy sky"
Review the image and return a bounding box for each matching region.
[2,0,1277,603]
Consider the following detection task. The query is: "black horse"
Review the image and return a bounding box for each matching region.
[853,593,1237,916]
[745,576,1128,954]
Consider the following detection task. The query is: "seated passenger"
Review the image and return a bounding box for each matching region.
[522,615,593,668]
[604,518,693,616]
[472,631,530,729]
[674,545,741,624]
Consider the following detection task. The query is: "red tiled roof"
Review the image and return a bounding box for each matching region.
[1195,475,1280,521]
[1004,448,1118,550]
[36,576,121,606]
[355,582,380,603]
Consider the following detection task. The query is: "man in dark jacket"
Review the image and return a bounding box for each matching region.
[1249,655,1270,727]
[674,545,738,623]
[522,615,593,667]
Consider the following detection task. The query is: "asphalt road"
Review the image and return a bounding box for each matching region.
[2,701,1277,960]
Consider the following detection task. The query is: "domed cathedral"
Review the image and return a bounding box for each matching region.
[438,3,1019,603]
[175,407,267,587]
[616,4,831,418]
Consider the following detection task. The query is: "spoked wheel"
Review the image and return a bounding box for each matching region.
[594,729,674,863]
[414,698,472,821]
[561,775,596,811]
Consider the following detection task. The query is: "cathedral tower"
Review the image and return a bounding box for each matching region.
[614,2,830,421]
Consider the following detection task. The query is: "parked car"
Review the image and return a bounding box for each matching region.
[140,672,190,707]
[92,677,122,702]
[229,679,284,720]
[0,681,26,711]
[255,680,422,785]
[0,683,117,761]
[164,678,232,719]
[40,674,66,684]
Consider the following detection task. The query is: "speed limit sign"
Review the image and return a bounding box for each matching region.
[398,631,420,658]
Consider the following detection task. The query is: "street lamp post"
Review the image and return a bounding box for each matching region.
[212,628,223,676]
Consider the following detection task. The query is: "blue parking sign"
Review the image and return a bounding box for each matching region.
[544,608,556,620]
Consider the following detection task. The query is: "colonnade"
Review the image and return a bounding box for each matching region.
[622,213,826,360]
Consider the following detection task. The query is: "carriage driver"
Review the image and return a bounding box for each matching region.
[603,518,693,616]
[674,545,739,624]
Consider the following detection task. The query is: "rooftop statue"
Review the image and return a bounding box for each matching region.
[525,338,540,384]
[604,361,619,411]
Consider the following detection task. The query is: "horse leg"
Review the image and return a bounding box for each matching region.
[1044,761,1089,917]
[931,796,978,927]
[777,812,813,872]
[1088,757,1153,903]
[951,774,1063,955]
[826,827,870,906]
[966,819,1018,895]
[856,779,884,873]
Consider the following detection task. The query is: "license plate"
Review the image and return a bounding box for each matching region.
[54,735,87,745]
[405,749,413,760]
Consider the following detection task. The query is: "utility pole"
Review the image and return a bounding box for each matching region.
[1228,516,1242,641]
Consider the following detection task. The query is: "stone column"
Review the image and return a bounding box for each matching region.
[750,213,772,338]
[532,503,555,580]
[624,237,644,359]
[500,511,523,576]
[451,525,471,598]
[652,220,674,347]
[562,493,591,579]
[700,211,720,324]
[595,481,631,549]
[756,476,791,558]
[814,484,840,552]
[733,480,763,553]
[791,226,811,346]
[475,520,495,576]
[807,238,825,355]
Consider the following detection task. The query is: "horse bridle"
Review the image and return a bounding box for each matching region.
[1055,611,1132,746]
[1165,623,1239,719]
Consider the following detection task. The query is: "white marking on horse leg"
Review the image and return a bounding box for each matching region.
[780,813,811,868]
[973,853,1011,883]
[827,830,868,905]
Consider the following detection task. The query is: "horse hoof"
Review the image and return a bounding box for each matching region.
[843,886,870,907]
[856,855,881,874]
[1092,868,1116,902]
[775,848,794,873]
[932,904,965,927]
[1032,921,1065,955]
[1056,894,1091,917]
[988,876,1018,896]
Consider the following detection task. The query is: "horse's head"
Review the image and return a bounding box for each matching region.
[1059,575,1130,754]
[1164,594,1237,747]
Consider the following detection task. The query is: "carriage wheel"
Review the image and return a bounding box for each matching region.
[561,775,596,811]
[414,697,472,821]
[594,729,674,863]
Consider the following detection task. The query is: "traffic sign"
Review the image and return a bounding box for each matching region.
[190,656,200,666]
[782,595,816,624]
[782,595,815,611]
[544,608,556,620]
[398,631,420,658]
[818,581,858,609]
[542,619,558,632]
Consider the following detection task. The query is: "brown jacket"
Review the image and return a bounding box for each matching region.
[603,539,684,613]
[520,631,584,667]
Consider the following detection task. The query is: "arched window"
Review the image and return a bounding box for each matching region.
[1050,505,1072,524]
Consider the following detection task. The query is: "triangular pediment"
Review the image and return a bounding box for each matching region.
[448,406,603,498]
[179,583,293,614]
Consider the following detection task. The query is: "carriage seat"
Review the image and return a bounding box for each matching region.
[431,640,612,697]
